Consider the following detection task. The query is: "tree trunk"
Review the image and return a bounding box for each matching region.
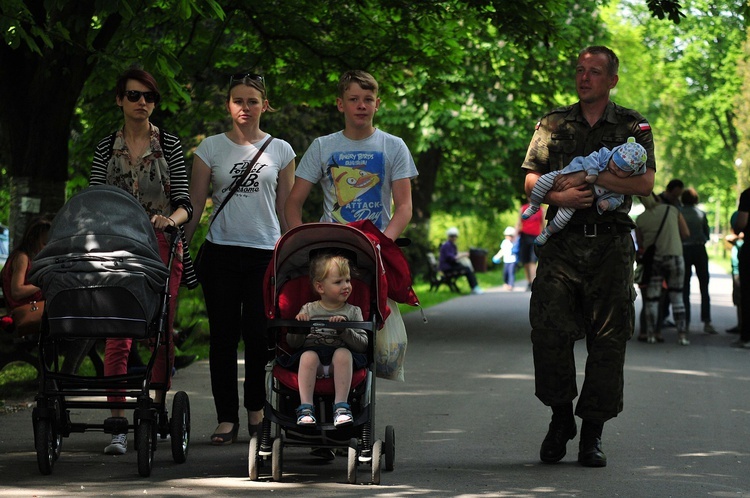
[8,177,66,249]
[0,2,122,247]
[403,146,442,280]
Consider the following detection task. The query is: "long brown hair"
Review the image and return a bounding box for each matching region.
[13,217,52,260]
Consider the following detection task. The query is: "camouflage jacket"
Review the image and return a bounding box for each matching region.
[521,101,655,227]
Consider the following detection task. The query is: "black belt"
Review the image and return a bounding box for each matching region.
[566,223,632,237]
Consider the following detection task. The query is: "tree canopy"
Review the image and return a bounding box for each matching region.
[3,0,747,255]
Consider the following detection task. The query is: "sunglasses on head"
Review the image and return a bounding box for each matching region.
[124,90,160,104]
[229,73,265,86]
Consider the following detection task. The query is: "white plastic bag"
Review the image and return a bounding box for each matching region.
[375,298,407,382]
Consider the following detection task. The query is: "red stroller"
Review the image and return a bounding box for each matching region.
[251,221,418,484]
[28,185,190,477]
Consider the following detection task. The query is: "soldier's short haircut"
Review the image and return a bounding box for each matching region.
[580,46,619,76]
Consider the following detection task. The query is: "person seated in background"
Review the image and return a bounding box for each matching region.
[439,227,483,295]
[1,218,51,337]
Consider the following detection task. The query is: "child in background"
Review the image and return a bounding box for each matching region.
[493,226,518,291]
[284,253,368,428]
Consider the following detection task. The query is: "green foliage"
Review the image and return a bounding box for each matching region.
[646,0,687,23]
[605,0,746,234]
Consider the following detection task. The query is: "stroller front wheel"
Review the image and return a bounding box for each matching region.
[34,418,57,475]
[248,434,260,480]
[170,391,190,464]
[271,436,284,481]
[347,438,358,484]
[371,439,383,485]
[384,425,395,471]
[136,419,155,477]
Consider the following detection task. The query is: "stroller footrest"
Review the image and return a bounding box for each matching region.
[103,416,129,435]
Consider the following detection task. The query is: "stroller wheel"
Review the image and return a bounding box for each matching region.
[170,391,190,464]
[136,419,155,477]
[371,439,383,485]
[347,438,358,484]
[271,436,283,481]
[248,434,260,481]
[384,425,395,471]
[34,418,57,475]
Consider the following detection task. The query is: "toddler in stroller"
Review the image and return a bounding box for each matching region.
[282,253,368,429]
[253,222,403,484]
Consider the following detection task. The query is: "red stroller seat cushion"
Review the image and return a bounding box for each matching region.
[272,363,368,395]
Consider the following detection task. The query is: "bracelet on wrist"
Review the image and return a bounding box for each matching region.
[167,217,176,227]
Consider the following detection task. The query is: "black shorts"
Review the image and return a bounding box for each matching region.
[516,233,539,265]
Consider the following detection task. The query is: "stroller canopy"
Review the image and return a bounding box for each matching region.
[30,185,168,295]
[264,221,419,324]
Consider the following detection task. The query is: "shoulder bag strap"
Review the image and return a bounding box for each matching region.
[653,205,671,244]
[207,136,274,228]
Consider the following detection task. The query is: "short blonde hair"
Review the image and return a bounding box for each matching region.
[337,70,378,98]
[310,254,351,284]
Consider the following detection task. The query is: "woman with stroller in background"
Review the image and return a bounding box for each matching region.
[184,73,296,445]
[90,68,193,455]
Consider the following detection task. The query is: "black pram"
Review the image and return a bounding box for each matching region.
[28,185,190,477]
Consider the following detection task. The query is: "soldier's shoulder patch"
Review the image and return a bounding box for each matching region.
[638,121,651,131]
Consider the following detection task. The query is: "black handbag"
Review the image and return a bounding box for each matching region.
[193,137,273,282]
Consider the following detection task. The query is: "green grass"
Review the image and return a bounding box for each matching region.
[401,265,506,313]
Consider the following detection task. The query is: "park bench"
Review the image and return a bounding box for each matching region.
[426,253,462,293]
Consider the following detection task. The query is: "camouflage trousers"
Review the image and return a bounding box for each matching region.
[530,230,636,422]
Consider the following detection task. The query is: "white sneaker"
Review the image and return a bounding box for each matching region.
[104,433,127,455]
[471,286,484,295]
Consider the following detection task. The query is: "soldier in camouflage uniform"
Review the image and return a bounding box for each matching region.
[521,46,656,467]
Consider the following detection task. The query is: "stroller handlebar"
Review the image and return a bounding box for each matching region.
[268,318,376,333]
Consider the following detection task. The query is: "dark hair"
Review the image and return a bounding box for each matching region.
[227,74,275,112]
[337,70,379,98]
[580,46,619,76]
[666,179,684,191]
[115,68,161,101]
[681,187,699,206]
[13,217,51,260]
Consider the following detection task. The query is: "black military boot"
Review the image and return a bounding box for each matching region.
[540,403,577,463]
[578,419,607,467]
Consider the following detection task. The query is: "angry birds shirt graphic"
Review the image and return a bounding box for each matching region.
[326,151,385,227]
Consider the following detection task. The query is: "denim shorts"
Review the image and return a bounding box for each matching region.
[277,345,367,371]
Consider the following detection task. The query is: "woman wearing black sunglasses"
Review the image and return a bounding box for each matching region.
[184,73,296,445]
[90,68,195,456]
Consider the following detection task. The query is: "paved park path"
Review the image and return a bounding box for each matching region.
[1,263,749,497]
